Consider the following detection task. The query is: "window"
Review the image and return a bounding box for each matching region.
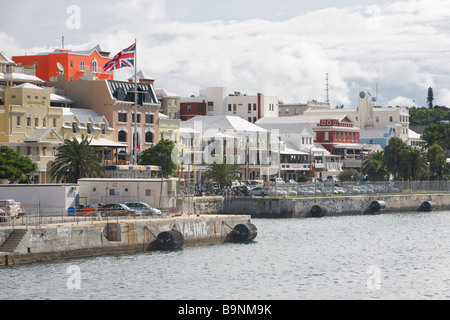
[27,116,31,127]
[118,130,127,142]
[87,123,94,134]
[145,114,154,124]
[389,116,393,122]
[131,113,141,124]
[35,117,39,127]
[145,131,154,143]
[118,112,127,123]
[253,104,257,111]
[80,61,85,71]
[228,104,232,112]
[324,132,329,141]
[248,104,251,112]
[42,117,46,127]
[101,124,107,135]
[92,60,98,72]
[27,146,31,155]
[196,105,202,113]
[17,116,21,126]
[53,118,57,128]
[70,60,73,68]
[72,122,79,133]
[187,105,191,112]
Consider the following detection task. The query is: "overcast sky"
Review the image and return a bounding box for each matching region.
[2,0,450,108]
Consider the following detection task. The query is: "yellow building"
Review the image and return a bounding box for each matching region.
[0,83,64,183]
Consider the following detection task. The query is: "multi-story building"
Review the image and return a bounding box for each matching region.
[278,100,330,117]
[50,75,161,163]
[0,82,65,183]
[178,115,276,183]
[12,45,114,82]
[156,88,180,120]
[303,91,412,144]
[61,107,126,166]
[180,87,278,123]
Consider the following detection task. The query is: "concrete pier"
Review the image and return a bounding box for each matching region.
[0,214,252,266]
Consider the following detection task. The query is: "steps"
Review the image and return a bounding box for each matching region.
[0,229,28,253]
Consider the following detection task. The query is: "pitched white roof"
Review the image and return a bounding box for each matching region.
[182,115,268,133]
[12,83,44,90]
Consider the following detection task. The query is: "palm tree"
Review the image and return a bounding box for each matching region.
[400,147,427,181]
[421,130,443,149]
[383,137,408,180]
[203,157,241,190]
[363,151,388,181]
[50,135,104,183]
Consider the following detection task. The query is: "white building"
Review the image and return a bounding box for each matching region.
[303,91,413,145]
[182,87,278,123]
[177,115,277,182]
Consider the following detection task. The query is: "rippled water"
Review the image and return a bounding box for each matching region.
[1,211,450,300]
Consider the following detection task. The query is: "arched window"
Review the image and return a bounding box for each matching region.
[118,130,127,142]
[92,59,98,73]
[145,131,154,143]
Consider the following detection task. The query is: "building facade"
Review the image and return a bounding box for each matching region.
[12,45,114,82]
[50,75,161,163]
[180,87,278,123]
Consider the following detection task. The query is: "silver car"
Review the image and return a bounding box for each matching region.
[125,202,162,216]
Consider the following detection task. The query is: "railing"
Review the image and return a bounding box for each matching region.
[0,65,36,75]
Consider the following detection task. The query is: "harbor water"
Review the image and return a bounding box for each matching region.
[1,210,450,300]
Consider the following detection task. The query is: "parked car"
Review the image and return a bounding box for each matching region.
[125,202,162,216]
[0,199,21,217]
[99,203,141,217]
[250,187,265,196]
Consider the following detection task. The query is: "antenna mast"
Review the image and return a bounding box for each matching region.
[325,73,329,103]
[62,36,64,49]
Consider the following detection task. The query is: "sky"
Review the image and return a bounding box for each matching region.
[2,0,450,109]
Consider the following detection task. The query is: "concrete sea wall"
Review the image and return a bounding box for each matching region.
[0,215,251,266]
[215,194,450,218]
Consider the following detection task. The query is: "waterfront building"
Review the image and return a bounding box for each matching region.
[180,87,278,123]
[255,122,334,181]
[303,91,412,144]
[61,108,128,166]
[178,115,276,183]
[12,45,114,82]
[0,82,65,183]
[158,113,181,143]
[49,74,161,163]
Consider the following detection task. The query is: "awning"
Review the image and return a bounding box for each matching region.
[333,144,374,150]
[77,138,128,148]
[104,165,161,171]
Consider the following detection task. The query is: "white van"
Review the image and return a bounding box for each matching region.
[0,200,21,217]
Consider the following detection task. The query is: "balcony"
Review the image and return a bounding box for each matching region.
[0,65,36,76]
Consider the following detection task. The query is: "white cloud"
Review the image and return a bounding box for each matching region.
[388,96,417,107]
[3,0,450,109]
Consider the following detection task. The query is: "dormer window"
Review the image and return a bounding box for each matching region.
[72,122,80,133]
[87,123,94,134]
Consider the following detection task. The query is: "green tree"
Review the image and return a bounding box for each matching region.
[400,147,427,181]
[50,135,104,183]
[203,157,241,189]
[0,146,37,183]
[422,122,450,151]
[363,151,388,181]
[427,87,434,109]
[427,143,447,180]
[338,169,361,182]
[139,139,177,177]
[383,137,409,180]
[421,130,443,149]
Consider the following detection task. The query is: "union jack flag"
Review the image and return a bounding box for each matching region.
[102,43,135,72]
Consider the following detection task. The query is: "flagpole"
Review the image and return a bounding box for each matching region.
[133,38,138,165]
